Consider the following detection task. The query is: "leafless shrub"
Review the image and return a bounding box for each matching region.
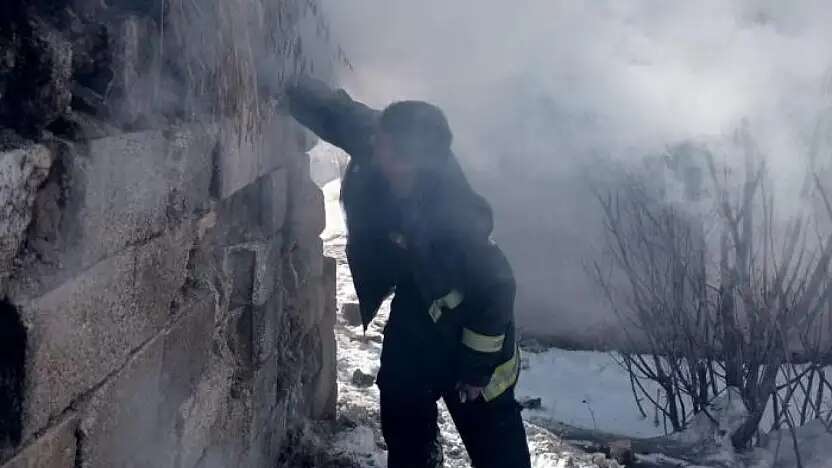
[592,126,832,450]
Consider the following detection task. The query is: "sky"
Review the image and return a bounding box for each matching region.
[316,0,832,343]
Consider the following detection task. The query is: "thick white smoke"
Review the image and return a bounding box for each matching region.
[318,0,832,344]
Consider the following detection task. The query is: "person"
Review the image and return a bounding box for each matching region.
[286,77,531,468]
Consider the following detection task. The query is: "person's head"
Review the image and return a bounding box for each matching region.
[373,100,453,197]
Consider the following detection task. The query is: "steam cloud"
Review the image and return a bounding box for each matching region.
[317,0,832,344]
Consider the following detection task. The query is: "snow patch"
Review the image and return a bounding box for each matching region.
[332,425,387,468]
[517,349,667,438]
[673,387,748,447]
[309,140,349,187]
[760,419,832,468]
[321,178,346,241]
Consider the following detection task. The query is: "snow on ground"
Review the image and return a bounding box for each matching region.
[318,172,832,468]
[323,233,619,468]
[757,420,832,468]
[309,140,349,187]
[321,179,345,241]
[320,176,718,467]
[517,348,667,439]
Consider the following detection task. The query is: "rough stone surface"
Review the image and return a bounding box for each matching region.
[10,126,216,300]
[254,290,283,365]
[216,116,301,199]
[79,331,167,468]
[0,145,52,292]
[0,415,78,468]
[310,256,337,420]
[159,294,217,420]
[351,369,376,388]
[1,4,335,467]
[20,226,193,440]
[70,127,214,265]
[262,169,289,234]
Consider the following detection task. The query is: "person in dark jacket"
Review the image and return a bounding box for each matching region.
[286,77,531,468]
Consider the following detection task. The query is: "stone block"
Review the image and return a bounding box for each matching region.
[160,294,216,418]
[341,302,362,328]
[133,227,194,318]
[351,369,376,389]
[78,332,168,468]
[303,238,325,281]
[284,237,323,293]
[177,363,234,468]
[214,179,266,246]
[253,238,282,307]
[254,114,299,185]
[322,256,337,320]
[227,248,256,309]
[224,238,281,309]
[253,291,283,365]
[0,145,51,289]
[296,281,325,336]
[215,134,258,201]
[195,375,252,468]
[287,176,325,242]
[213,167,286,245]
[309,318,337,420]
[252,354,279,439]
[227,307,254,373]
[0,415,77,468]
[216,115,299,199]
[20,227,191,439]
[261,168,288,234]
[15,126,215,298]
[153,294,216,466]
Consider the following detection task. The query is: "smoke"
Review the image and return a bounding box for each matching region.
[318,0,832,344]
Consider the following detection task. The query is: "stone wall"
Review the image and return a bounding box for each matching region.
[0,2,336,467]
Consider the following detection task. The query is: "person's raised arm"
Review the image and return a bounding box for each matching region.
[285,76,379,160]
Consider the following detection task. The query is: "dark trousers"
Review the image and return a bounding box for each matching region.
[379,381,531,468]
[377,318,531,468]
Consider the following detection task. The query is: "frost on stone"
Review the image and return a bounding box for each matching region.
[0,145,51,287]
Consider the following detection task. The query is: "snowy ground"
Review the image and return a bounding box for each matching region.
[317,176,832,468]
[322,231,619,468]
[517,349,667,439]
[320,177,681,467]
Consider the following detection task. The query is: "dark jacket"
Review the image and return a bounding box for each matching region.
[286,78,519,394]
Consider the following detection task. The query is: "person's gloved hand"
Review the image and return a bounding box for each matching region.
[456,382,484,403]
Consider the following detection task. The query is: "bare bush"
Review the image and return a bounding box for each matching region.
[593,127,832,450]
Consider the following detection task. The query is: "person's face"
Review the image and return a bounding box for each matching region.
[373,130,417,197]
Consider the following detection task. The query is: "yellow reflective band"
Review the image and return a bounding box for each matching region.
[483,346,520,402]
[461,329,505,353]
[428,290,464,323]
